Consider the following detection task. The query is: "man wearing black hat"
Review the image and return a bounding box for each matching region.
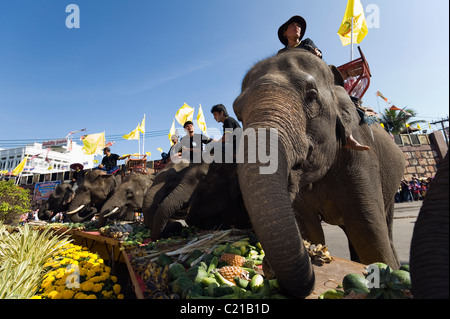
[277,15,322,58]
[179,121,214,163]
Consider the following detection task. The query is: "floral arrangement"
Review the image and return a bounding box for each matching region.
[32,242,123,299]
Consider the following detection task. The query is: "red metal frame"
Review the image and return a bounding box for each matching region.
[337,46,372,99]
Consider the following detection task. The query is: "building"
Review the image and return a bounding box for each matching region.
[0,140,95,185]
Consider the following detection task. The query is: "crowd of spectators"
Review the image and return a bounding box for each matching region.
[395,175,433,203]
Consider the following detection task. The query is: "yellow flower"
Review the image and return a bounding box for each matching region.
[61,290,75,299]
[81,281,94,292]
[86,294,97,299]
[87,269,96,278]
[113,284,121,295]
[84,261,94,269]
[41,280,53,289]
[74,292,87,299]
[48,291,61,299]
[92,283,103,293]
[30,295,42,299]
[110,276,117,283]
[117,294,124,299]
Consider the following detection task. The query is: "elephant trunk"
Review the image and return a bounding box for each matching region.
[237,139,314,298]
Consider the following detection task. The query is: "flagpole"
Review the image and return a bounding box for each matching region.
[142,114,145,155]
[350,16,354,61]
[376,95,381,114]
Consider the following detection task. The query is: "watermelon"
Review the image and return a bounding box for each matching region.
[342,273,370,293]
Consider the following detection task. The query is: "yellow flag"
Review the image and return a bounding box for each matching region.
[337,0,368,46]
[123,123,140,140]
[138,114,145,134]
[82,132,105,155]
[196,104,208,134]
[417,123,422,130]
[168,119,177,145]
[380,123,385,128]
[157,148,163,153]
[406,123,410,128]
[145,152,151,157]
[11,155,29,176]
[175,103,194,126]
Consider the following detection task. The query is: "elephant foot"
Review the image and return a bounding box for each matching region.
[344,134,370,151]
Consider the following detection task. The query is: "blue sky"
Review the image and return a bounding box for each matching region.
[0,0,448,160]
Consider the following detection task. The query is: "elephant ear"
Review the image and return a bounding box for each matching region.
[329,65,360,146]
[62,187,75,206]
[329,65,345,87]
[99,175,118,198]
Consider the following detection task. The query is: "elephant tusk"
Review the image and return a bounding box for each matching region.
[104,206,120,218]
[66,205,85,215]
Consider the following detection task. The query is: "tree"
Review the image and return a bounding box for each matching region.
[381,107,426,135]
[0,180,31,224]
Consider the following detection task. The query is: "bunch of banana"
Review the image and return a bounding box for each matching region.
[303,240,333,265]
[138,260,175,299]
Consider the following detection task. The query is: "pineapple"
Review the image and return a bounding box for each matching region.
[219,253,255,268]
[218,266,250,284]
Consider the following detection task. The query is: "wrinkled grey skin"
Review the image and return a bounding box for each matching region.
[410,151,449,299]
[232,49,405,298]
[67,170,123,223]
[186,162,251,230]
[142,161,209,241]
[97,172,156,227]
[38,183,75,221]
[142,161,251,241]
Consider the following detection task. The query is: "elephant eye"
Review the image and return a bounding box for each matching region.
[305,89,318,103]
[126,189,133,198]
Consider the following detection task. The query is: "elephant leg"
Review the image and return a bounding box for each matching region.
[339,225,361,263]
[385,200,400,264]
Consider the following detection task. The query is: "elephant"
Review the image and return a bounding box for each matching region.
[38,183,75,221]
[232,49,405,298]
[96,172,156,227]
[185,162,251,231]
[410,151,448,298]
[66,170,123,223]
[142,161,209,240]
[142,161,251,241]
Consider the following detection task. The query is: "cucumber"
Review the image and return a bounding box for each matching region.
[342,273,370,293]
[201,276,219,287]
[207,256,218,274]
[234,276,250,289]
[214,271,235,286]
[232,240,250,248]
